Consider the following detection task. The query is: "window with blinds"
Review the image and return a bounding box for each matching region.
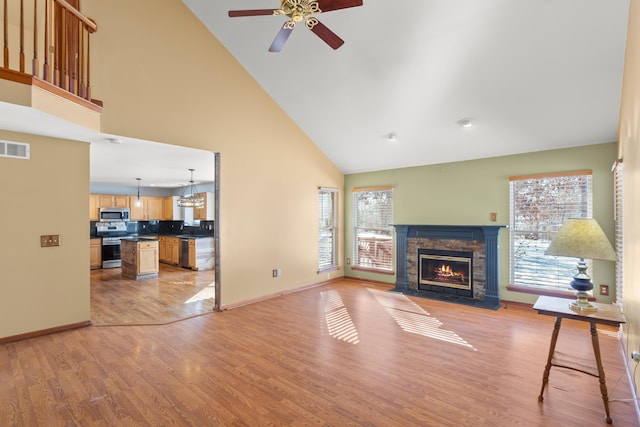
[509,171,593,289]
[352,186,394,272]
[613,161,624,307]
[318,188,338,273]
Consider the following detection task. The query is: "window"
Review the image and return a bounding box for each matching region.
[509,171,592,290]
[318,187,338,273]
[352,186,394,272]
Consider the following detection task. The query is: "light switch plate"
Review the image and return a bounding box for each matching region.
[40,235,60,247]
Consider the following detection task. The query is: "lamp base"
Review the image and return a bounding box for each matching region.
[569,290,597,312]
[568,262,597,312]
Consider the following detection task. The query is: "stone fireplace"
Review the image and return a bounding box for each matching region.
[393,225,506,308]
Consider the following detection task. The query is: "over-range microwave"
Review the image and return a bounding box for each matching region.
[99,207,130,222]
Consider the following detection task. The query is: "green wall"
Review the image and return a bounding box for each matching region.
[344,142,617,305]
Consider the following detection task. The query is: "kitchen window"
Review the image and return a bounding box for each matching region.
[318,187,339,273]
[352,186,394,273]
[509,170,592,291]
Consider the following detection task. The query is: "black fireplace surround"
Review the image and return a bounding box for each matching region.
[393,224,506,308]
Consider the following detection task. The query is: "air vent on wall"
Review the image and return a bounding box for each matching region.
[0,140,30,160]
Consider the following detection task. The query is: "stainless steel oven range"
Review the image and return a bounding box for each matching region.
[96,221,128,268]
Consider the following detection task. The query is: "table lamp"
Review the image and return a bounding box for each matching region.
[545,218,617,312]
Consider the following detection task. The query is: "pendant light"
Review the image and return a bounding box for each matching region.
[134,178,143,208]
[178,169,204,208]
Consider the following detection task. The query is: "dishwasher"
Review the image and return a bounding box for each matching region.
[179,238,190,268]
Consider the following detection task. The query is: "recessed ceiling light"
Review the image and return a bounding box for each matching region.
[385,132,398,143]
[457,118,474,128]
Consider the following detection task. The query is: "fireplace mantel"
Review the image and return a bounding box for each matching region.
[393,224,507,307]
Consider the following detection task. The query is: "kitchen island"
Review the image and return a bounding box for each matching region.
[121,237,159,279]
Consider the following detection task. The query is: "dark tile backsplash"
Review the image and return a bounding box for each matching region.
[90,220,214,237]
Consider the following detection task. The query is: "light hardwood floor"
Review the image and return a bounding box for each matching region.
[90,264,215,325]
[2,279,638,426]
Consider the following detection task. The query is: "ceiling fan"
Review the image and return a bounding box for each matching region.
[228,0,363,52]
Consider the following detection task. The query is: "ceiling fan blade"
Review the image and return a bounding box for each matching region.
[228,9,276,17]
[268,25,294,52]
[309,20,344,50]
[317,0,363,12]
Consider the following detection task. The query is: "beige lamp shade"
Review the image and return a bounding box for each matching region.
[545,218,617,261]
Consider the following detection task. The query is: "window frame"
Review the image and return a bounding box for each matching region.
[318,187,339,274]
[352,186,394,274]
[508,170,593,292]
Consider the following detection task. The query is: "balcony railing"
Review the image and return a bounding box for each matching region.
[1,0,100,109]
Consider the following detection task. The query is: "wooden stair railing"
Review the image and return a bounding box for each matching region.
[1,0,99,108]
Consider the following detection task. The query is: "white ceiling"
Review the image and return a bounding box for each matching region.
[184,0,630,174]
[0,1,630,186]
[0,101,214,188]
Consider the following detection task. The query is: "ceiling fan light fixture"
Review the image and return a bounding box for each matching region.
[178,169,205,208]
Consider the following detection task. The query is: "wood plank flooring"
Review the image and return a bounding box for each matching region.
[2,279,639,426]
[90,264,215,325]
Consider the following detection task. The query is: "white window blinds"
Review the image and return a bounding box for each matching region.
[318,188,338,273]
[613,161,624,307]
[509,171,593,289]
[352,186,394,272]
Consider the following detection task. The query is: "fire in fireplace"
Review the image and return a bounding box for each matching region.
[418,249,473,297]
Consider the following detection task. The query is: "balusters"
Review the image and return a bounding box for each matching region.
[0,0,96,102]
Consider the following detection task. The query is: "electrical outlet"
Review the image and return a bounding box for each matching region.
[490,212,497,222]
[346,258,351,265]
[272,269,278,278]
[632,351,640,362]
[599,284,609,296]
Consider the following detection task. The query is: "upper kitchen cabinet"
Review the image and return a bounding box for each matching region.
[90,195,99,221]
[90,194,129,220]
[98,195,129,209]
[163,196,185,221]
[130,196,165,220]
[194,192,214,221]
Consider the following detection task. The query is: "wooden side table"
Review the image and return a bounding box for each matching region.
[533,295,626,424]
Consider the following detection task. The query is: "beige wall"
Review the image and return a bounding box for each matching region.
[344,143,617,305]
[619,0,640,386]
[0,131,90,337]
[0,0,343,339]
[82,0,344,307]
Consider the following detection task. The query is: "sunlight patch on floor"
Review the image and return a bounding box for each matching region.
[185,283,215,304]
[368,289,476,350]
[320,290,360,345]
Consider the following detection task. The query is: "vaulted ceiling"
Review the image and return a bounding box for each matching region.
[0,1,630,186]
[185,0,630,173]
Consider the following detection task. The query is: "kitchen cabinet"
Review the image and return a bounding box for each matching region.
[129,196,165,220]
[89,195,99,221]
[168,237,180,264]
[189,240,197,269]
[121,239,159,279]
[90,238,101,269]
[180,237,214,271]
[159,236,167,261]
[159,236,180,265]
[193,192,214,220]
[163,196,185,221]
[97,194,129,209]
